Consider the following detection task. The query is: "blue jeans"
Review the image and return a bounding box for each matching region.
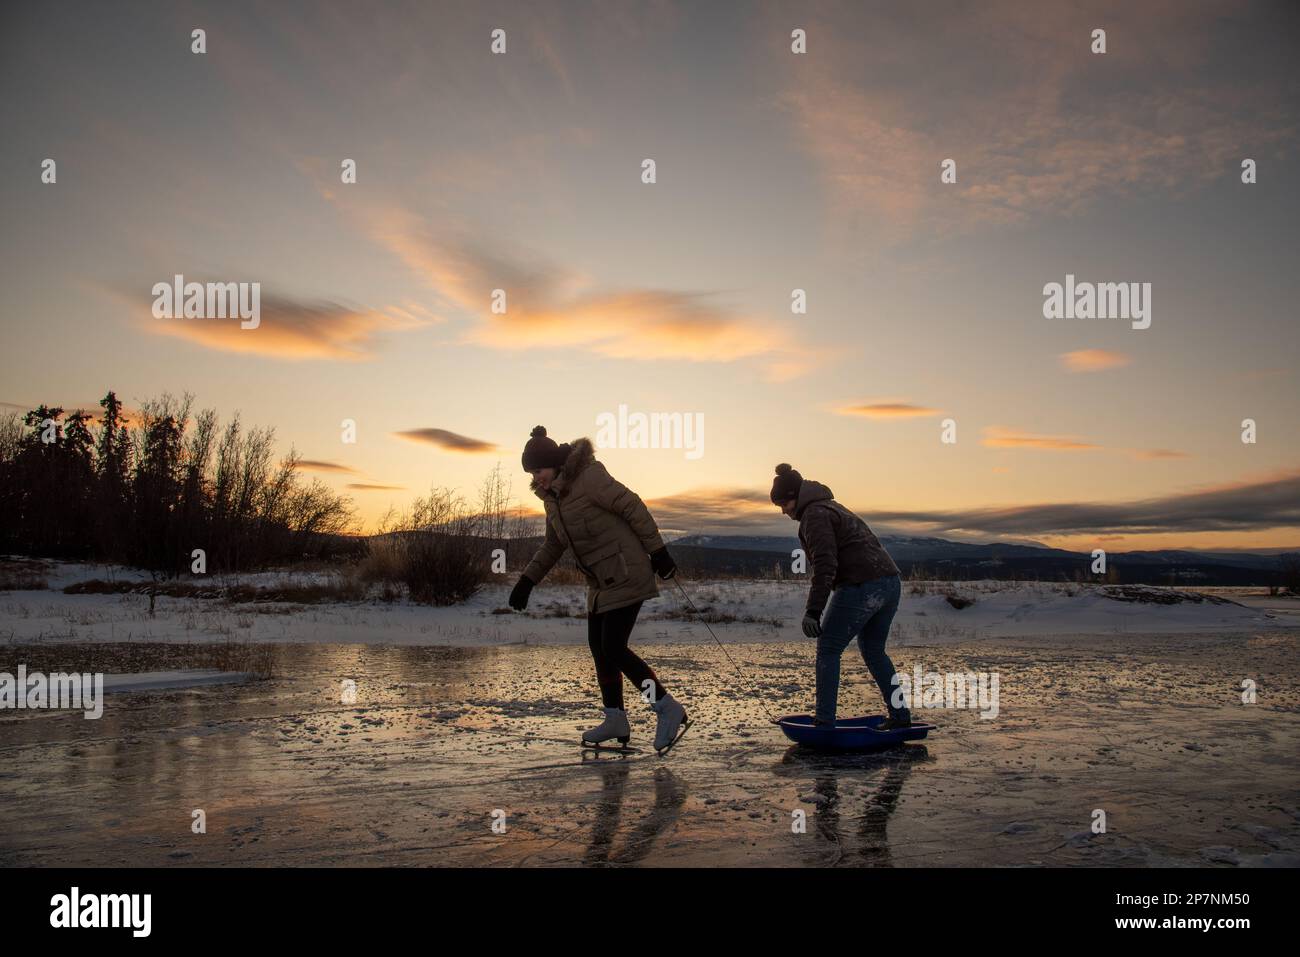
[815,575,906,724]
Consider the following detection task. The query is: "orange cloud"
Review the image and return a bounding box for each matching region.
[347,483,406,491]
[982,427,1101,452]
[352,207,813,381]
[839,401,943,419]
[145,293,429,361]
[1061,349,1132,372]
[1131,448,1190,461]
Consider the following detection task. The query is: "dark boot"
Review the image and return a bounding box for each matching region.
[877,712,912,731]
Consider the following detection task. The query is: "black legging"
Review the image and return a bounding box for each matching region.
[587,600,666,709]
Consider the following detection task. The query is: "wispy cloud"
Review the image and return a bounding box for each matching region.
[838,401,943,419]
[645,468,1300,540]
[983,428,1186,459]
[872,469,1300,537]
[296,460,359,474]
[347,483,406,491]
[346,207,815,381]
[772,1,1298,237]
[982,427,1102,452]
[393,429,498,454]
[144,292,429,361]
[1061,349,1131,372]
[645,487,778,532]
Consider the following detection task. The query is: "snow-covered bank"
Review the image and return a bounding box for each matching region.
[0,561,1292,647]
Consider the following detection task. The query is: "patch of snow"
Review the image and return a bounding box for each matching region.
[103,670,251,693]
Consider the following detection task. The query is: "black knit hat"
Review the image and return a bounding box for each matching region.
[770,463,803,504]
[521,425,568,472]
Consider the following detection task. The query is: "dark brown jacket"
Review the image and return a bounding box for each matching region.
[796,479,899,616]
[523,438,665,614]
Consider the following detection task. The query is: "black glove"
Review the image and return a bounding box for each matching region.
[801,611,822,638]
[650,546,677,580]
[650,548,681,579]
[508,575,534,611]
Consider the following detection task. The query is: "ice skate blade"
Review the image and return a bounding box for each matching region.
[655,717,693,757]
[580,740,639,754]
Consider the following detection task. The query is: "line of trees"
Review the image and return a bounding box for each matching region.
[0,391,355,574]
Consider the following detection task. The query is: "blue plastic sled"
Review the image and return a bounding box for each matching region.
[776,714,935,752]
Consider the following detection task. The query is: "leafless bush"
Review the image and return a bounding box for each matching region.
[371,466,517,605]
[0,411,23,463]
[353,464,555,605]
[352,533,405,586]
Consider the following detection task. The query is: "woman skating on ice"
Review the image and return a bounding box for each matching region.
[508,426,690,755]
[770,463,911,730]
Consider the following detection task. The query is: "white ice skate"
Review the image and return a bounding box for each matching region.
[581,707,632,751]
[651,693,691,756]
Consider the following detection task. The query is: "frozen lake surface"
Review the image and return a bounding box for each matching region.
[2,631,1298,867]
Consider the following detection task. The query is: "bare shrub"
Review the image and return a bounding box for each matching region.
[352,464,556,605]
[352,534,405,586]
[374,466,521,606]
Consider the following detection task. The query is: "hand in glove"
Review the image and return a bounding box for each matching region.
[801,611,823,638]
[649,546,677,580]
[508,575,534,611]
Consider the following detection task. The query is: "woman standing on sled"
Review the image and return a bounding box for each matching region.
[770,463,911,730]
[509,426,690,754]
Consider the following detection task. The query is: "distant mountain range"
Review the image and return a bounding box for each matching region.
[335,530,1296,587]
[664,534,1297,586]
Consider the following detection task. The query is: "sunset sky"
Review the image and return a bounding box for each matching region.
[2,0,1298,550]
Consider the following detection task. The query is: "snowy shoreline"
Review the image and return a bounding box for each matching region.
[1,560,1294,647]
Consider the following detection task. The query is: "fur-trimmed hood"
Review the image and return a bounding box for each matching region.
[793,478,834,520]
[530,437,595,498]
